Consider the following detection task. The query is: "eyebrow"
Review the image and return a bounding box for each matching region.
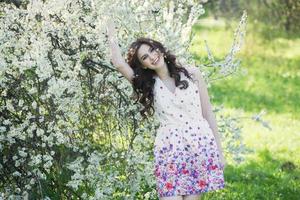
[140,46,153,60]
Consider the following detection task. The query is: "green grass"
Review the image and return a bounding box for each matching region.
[189,17,300,199]
[203,149,300,200]
[209,55,300,116]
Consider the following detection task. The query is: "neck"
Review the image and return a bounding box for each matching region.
[155,63,171,80]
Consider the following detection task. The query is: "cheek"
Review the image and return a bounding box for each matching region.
[138,59,145,66]
[142,59,151,66]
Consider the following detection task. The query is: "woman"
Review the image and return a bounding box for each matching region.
[106,20,226,200]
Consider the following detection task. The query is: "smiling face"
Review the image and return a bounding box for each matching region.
[137,43,165,70]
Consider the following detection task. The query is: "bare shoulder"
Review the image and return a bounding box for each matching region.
[185,65,204,84]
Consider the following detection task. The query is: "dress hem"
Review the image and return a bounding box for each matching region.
[157,184,225,198]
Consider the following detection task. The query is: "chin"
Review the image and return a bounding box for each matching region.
[153,65,162,69]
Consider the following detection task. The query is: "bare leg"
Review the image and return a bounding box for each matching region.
[183,194,201,200]
[160,195,184,200]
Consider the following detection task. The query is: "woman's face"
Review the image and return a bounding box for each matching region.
[137,43,165,70]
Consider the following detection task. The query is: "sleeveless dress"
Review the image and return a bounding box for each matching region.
[152,72,225,198]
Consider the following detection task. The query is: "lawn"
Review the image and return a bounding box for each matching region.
[189,17,300,200]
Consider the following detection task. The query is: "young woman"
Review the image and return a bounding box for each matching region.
[106,20,226,200]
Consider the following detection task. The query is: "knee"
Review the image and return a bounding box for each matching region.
[183,194,201,200]
[160,195,184,200]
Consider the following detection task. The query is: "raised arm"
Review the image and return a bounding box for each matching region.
[106,19,134,84]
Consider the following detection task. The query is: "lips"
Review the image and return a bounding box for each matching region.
[152,56,159,65]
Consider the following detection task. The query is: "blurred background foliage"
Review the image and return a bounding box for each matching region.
[204,0,300,39]
[189,0,300,199]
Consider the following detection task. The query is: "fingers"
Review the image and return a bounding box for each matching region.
[106,19,116,37]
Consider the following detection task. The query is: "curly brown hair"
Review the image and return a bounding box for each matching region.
[126,37,194,120]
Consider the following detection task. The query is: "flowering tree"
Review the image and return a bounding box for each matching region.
[0,0,254,199]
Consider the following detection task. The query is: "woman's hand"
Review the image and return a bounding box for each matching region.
[219,151,227,169]
[105,18,117,39]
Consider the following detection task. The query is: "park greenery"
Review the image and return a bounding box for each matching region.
[1,0,299,199]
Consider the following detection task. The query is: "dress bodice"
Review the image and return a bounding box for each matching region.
[153,72,204,128]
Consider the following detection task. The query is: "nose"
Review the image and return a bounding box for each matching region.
[149,51,157,60]
[149,55,155,61]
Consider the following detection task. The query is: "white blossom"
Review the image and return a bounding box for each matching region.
[12,171,21,177]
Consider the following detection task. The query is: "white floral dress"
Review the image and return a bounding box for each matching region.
[153,72,225,198]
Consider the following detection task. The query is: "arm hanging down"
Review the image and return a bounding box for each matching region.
[186,65,226,167]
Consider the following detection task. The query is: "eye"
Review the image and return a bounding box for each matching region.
[142,47,155,60]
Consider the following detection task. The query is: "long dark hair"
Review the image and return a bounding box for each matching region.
[126,37,193,120]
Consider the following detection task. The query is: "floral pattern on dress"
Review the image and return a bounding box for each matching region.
[153,123,225,197]
[152,72,225,198]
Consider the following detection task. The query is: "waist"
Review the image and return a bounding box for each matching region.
[159,118,208,128]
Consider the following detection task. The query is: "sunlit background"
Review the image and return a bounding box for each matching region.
[190,1,300,199]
